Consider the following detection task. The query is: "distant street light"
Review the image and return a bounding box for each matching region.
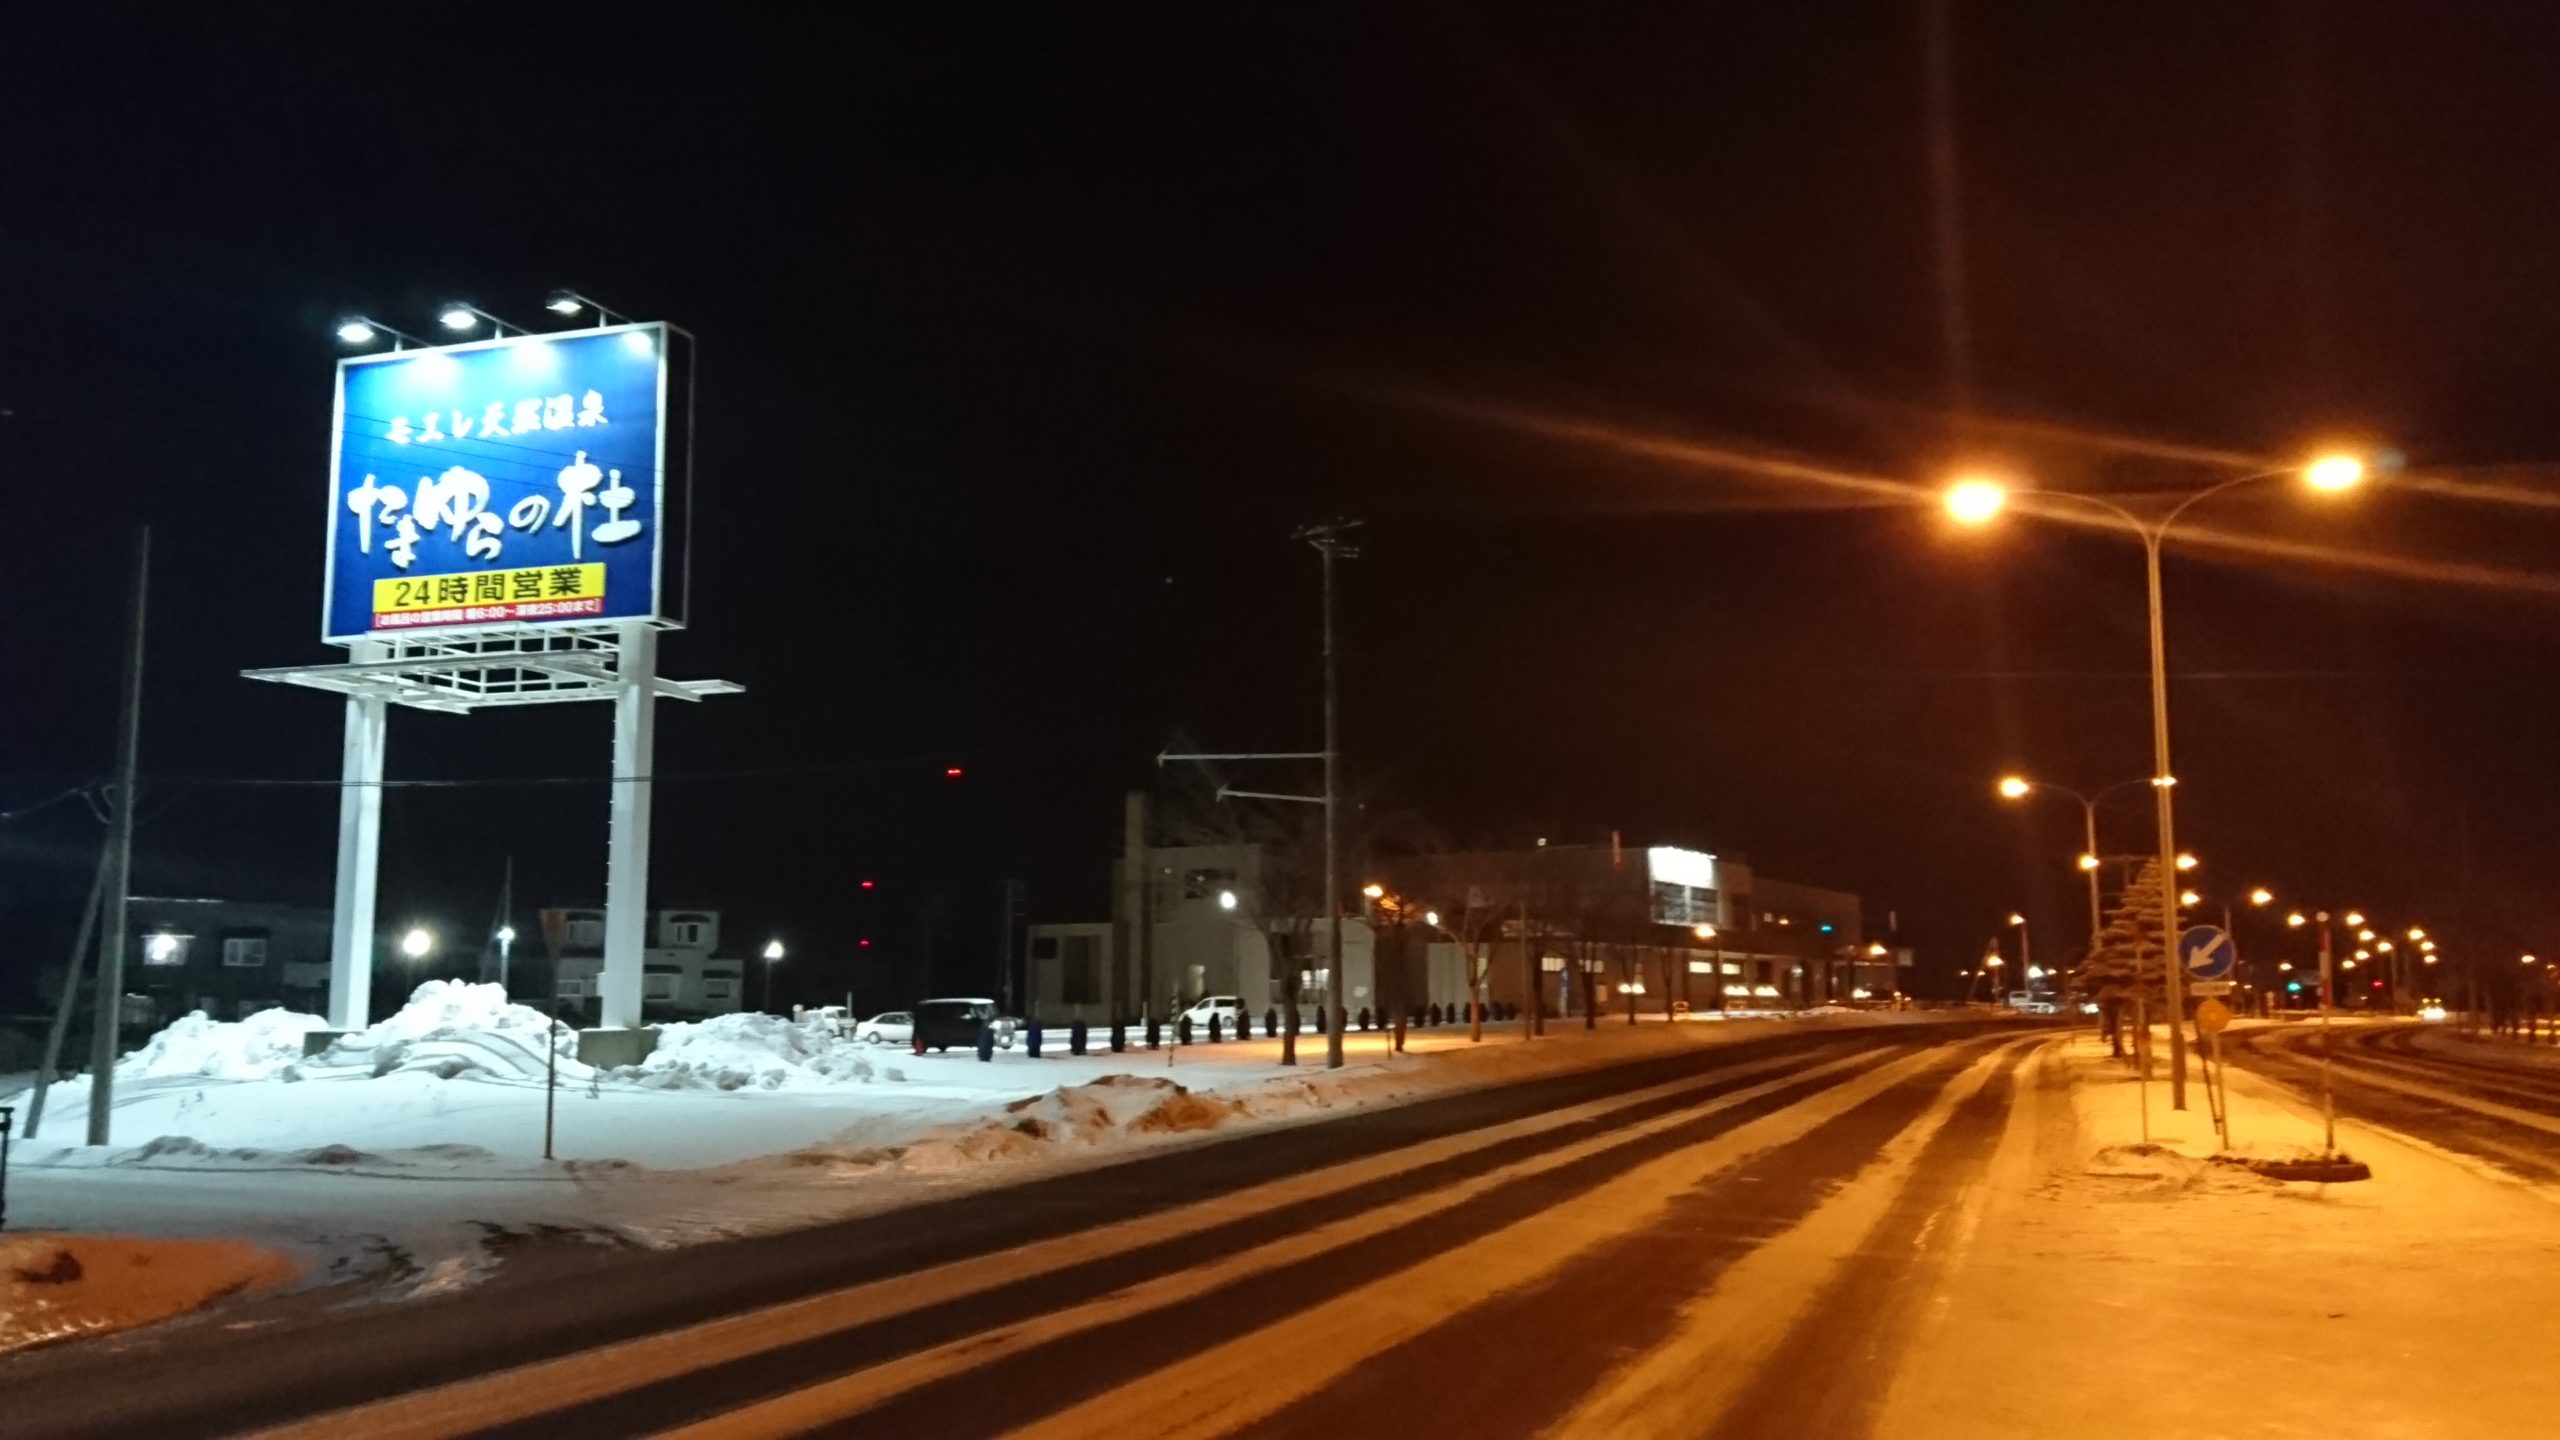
[760,938,785,1014]
[495,924,517,992]
[1945,450,2370,1113]
[400,927,434,960]
[2175,853,2200,872]
[1218,889,1238,911]
[2180,890,2202,908]
[1993,774,2150,947]
[2249,888,2275,907]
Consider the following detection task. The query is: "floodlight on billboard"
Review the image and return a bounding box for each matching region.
[322,323,676,643]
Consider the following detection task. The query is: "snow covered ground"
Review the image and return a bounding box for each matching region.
[1,1233,293,1358]
[5,985,1946,1305]
[1875,1030,2560,1438]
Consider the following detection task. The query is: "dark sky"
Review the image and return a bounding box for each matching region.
[10,3,2560,1006]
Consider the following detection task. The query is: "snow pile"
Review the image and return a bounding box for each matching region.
[620,1013,887,1091]
[303,980,583,1083]
[906,1076,1246,1169]
[1,1232,293,1356]
[119,1007,330,1081]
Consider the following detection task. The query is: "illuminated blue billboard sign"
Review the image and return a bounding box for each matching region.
[324,324,671,643]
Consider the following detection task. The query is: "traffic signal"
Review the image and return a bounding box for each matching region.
[2286,981,2303,993]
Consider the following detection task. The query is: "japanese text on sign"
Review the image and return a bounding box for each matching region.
[373,563,604,629]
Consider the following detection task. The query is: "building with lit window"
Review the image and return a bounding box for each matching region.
[126,897,335,1024]
[1023,833,1890,1027]
[539,906,746,1021]
[1025,841,1378,1029]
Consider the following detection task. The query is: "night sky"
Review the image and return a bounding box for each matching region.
[10,5,2560,1009]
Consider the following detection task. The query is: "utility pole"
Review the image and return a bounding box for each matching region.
[1160,520,1358,1068]
[88,528,149,1148]
[1307,520,1357,1071]
[25,844,111,1139]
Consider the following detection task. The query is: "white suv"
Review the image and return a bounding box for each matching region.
[1177,995,1244,1034]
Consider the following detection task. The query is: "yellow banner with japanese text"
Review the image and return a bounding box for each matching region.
[372,564,606,630]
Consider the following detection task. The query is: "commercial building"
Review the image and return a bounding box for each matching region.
[1025,823,1894,1026]
[1372,843,1883,1017]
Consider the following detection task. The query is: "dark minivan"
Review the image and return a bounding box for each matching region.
[911,997,1015,1052]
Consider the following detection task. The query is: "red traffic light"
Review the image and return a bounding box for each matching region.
[943,766,964,778]
[858,938,873,949]
[859,879,875,890]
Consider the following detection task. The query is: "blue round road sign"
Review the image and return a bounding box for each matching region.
[2179,925,2236,980]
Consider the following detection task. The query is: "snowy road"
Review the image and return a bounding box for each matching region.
[1,1021,2048,1439]
[2233,1018,2560,1180]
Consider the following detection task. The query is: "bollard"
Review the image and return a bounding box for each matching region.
[1394,1015,1407,1053]
[975,1025,995,1062]
[1265,1008,1279,1039]
[0,1103,13,1233]
[1026,1021,1044,1059]
[1071,1020,1089,1056]
[1110,1021,1126,1054]
[1208,1014,1223,1043]
[1177,1016,1194,1046]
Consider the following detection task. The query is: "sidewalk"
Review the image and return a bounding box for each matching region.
[1877,1033,2560,1438]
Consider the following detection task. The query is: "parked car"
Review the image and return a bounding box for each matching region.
[854,1010,914,1045]
[1176,995,1244,1034]
[911,997,1018,1052]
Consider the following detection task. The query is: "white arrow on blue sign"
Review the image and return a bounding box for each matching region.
[2179,925,2236,980]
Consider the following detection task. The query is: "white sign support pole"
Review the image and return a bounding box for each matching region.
[600,622,658,1031]
[327,639,387,1031]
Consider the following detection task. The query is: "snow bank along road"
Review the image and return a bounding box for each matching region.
[2,1019,2051,1439]
[2235,1019,2560,1181]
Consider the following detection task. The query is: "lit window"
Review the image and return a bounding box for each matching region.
[142,933,190,967]
[221,937,268,968]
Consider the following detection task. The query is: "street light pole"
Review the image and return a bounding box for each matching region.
[2141,528,2189,1108]
[2317,910,2337,1153]
[1954,455,2367,1111]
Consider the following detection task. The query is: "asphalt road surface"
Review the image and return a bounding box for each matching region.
[2232,1018,2560,1181]
[5,1019,2056,1440]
